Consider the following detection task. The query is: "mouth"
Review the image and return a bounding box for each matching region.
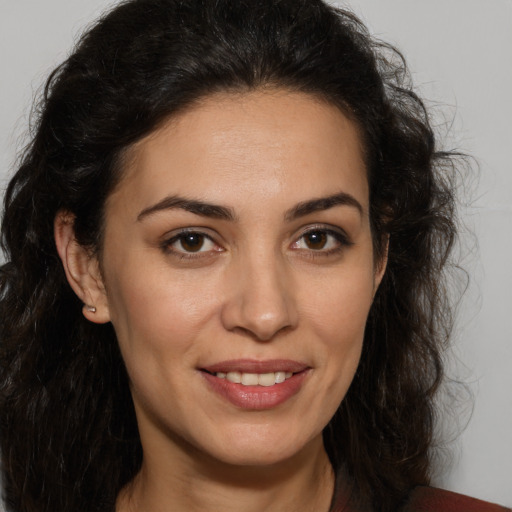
[202,369,294,387]
[200,358,308,386]
[200,359,310,409]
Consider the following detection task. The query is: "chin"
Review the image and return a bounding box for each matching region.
[217,448,296,467]
[198,426,323,469]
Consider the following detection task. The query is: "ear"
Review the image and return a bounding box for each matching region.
[373,235,389,294]
[54,211,111,324]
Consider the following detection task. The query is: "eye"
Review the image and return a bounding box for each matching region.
[302,231,330,250]
[176,233,209,252]
[163,230,221,257]
[291,227,351,254]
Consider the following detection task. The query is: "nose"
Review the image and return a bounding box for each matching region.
[220,253,298,341]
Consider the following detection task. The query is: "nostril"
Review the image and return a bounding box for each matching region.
[229,323,292,342]
[219,268,298,340]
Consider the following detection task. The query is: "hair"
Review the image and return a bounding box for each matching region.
[0,0,460,511]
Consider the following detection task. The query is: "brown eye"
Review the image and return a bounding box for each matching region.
[179,233,205,252]
[291,227,351,255]
[303,231,327,250]
[164,230,221,257]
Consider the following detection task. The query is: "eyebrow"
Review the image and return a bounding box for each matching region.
[137,191,363,223]
[137,195,237,222]
[284,192,364,221]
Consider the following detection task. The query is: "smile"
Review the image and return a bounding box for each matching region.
[211,371,294,386]
[200,360,310,409]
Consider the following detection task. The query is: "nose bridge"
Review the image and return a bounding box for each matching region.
[221,244,297,341]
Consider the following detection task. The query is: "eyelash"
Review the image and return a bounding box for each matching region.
[291,226,353,258]
[161,229,221,260]
[161,226,353,260]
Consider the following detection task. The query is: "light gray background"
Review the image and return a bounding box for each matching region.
[0,0,511,508]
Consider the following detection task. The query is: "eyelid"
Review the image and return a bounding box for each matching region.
[295,223,352,242]
[291,224,353,253]
[160,227,224,257]
[161,226,219,243]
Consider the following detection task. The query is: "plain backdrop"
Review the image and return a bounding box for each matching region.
[0,0,511,509]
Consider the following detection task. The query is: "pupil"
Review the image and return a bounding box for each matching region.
[181,234,204,252]
[306,231,327,249]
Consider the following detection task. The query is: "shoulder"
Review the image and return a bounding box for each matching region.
[401,486,511,512]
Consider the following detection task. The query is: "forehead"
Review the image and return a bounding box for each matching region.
[110,90,369,218]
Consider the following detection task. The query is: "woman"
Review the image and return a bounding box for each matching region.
[0,0,509,511]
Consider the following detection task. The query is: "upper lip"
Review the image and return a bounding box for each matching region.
[201,359,309,374]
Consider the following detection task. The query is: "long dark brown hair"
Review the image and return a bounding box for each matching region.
[0,1,460,510]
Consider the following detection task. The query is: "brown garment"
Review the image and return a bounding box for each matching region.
[330,486,511,511]
[401,487,511,512]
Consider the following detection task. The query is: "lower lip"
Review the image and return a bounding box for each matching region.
[202,371,309,410]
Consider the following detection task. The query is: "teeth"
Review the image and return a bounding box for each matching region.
[258,373,275,387]
[275,371,286,383]
[241,373,259,386]
[217,371,295,386]
[226,371,241,383]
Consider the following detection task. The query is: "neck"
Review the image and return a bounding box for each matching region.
[117,435,335,512]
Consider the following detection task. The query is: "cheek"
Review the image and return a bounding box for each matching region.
[105,261,220,365]
[300,265,375,395]
[301,267,375,342]
[104,267,217,423]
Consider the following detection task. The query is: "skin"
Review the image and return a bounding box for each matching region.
[55,90,386,512]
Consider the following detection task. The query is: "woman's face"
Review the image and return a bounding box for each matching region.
[98,90,385,467]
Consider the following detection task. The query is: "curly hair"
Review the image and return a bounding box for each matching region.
[0,0,459,510]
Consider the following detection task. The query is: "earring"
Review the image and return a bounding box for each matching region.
[85,304,97,313]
